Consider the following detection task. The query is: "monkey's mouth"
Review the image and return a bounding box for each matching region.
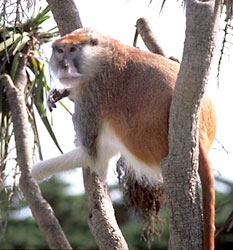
[59,76,80,80]
[57,71,82,81]
[57,72,83,87]
[57,70,82,79]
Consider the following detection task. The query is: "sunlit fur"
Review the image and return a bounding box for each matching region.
[32,28,216,250]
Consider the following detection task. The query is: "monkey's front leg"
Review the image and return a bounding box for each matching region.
[31,147,93,181]
[47,88,70,111]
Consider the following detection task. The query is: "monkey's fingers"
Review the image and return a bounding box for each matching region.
[47,93,57,112]
[55,89,70,100]
[48,102,56,112]
[47,88,70,112]
[50,89,70,102]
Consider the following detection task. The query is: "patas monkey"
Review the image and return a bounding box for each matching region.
[32,28,216,250]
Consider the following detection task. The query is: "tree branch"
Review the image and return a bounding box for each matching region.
[135,17,179,63]
[83,169,128,250]
[135,17,165,56]
[47,0,128,249]
[46,0,82,36]
[1,69,72,249]
[215,208,233,237]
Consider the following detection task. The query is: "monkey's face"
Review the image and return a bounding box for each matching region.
[50,43,84,86]
[50,29,110,87]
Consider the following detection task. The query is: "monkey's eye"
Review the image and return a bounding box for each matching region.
[70,46,77,52]
[57,48,64,54]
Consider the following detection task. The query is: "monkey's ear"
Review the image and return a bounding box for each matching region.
[90,37,99,46]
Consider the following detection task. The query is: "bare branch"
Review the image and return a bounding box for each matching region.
[214,138,232,154]
[135,17,165,56]
[215,208,233,236]
[46,0,82,36]
[0,0,36,25]
[83,169,128,250]
[217,22,229,86]
[135,17,179,63]
[1,71,72,249]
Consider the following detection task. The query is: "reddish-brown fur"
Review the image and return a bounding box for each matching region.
[53,29,216,250]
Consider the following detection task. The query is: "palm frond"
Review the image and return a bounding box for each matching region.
[0,6,65,181]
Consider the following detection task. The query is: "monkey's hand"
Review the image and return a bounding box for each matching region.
[47,88,70,112]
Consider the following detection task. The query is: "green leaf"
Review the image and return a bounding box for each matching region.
[0,33,21,52]
[11,33,30,55]
[0,5,63,166]
[59,101,72,116]
[32,62,63,154]
[30,57,39,72]
[30,110,43,160]
[0,32,30,70]
[10,52,20,80]
[34,65,45,104]
[35,102,63,154]
[36,6,50,22]
[0,60,7,74]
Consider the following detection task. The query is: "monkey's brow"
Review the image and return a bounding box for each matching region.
[53,43,84,49]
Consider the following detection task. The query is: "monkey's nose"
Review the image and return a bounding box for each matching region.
[62,63,69,70]
[61,59,69,70]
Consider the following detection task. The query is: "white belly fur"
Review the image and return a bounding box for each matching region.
[95,122,163,185]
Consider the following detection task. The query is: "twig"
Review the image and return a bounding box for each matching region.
[214,138,232,154]
[215,209,233,237]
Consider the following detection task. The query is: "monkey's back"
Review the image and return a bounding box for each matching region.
[97,45,216,167]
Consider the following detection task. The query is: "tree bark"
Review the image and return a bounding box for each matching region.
[161,0,220,249]
[1,50,72,249]
[135,17,165,56]
[46,0,82,36]
[135,17,180,63]
[83,169,129,250]
[47,1,128,249]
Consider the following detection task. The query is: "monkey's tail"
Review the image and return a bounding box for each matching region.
[199,145,215,250]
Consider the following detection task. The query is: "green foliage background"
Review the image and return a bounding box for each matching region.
[0,178,168,249]
[0,178,232,249]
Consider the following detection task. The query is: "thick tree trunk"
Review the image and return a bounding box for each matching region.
[47,1,128,249]
[161,0,220,249]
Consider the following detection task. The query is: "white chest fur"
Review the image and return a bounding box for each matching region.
[32,122,163,183]
[94,122,163,185]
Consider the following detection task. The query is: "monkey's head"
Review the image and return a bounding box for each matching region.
[50,28,111,87]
